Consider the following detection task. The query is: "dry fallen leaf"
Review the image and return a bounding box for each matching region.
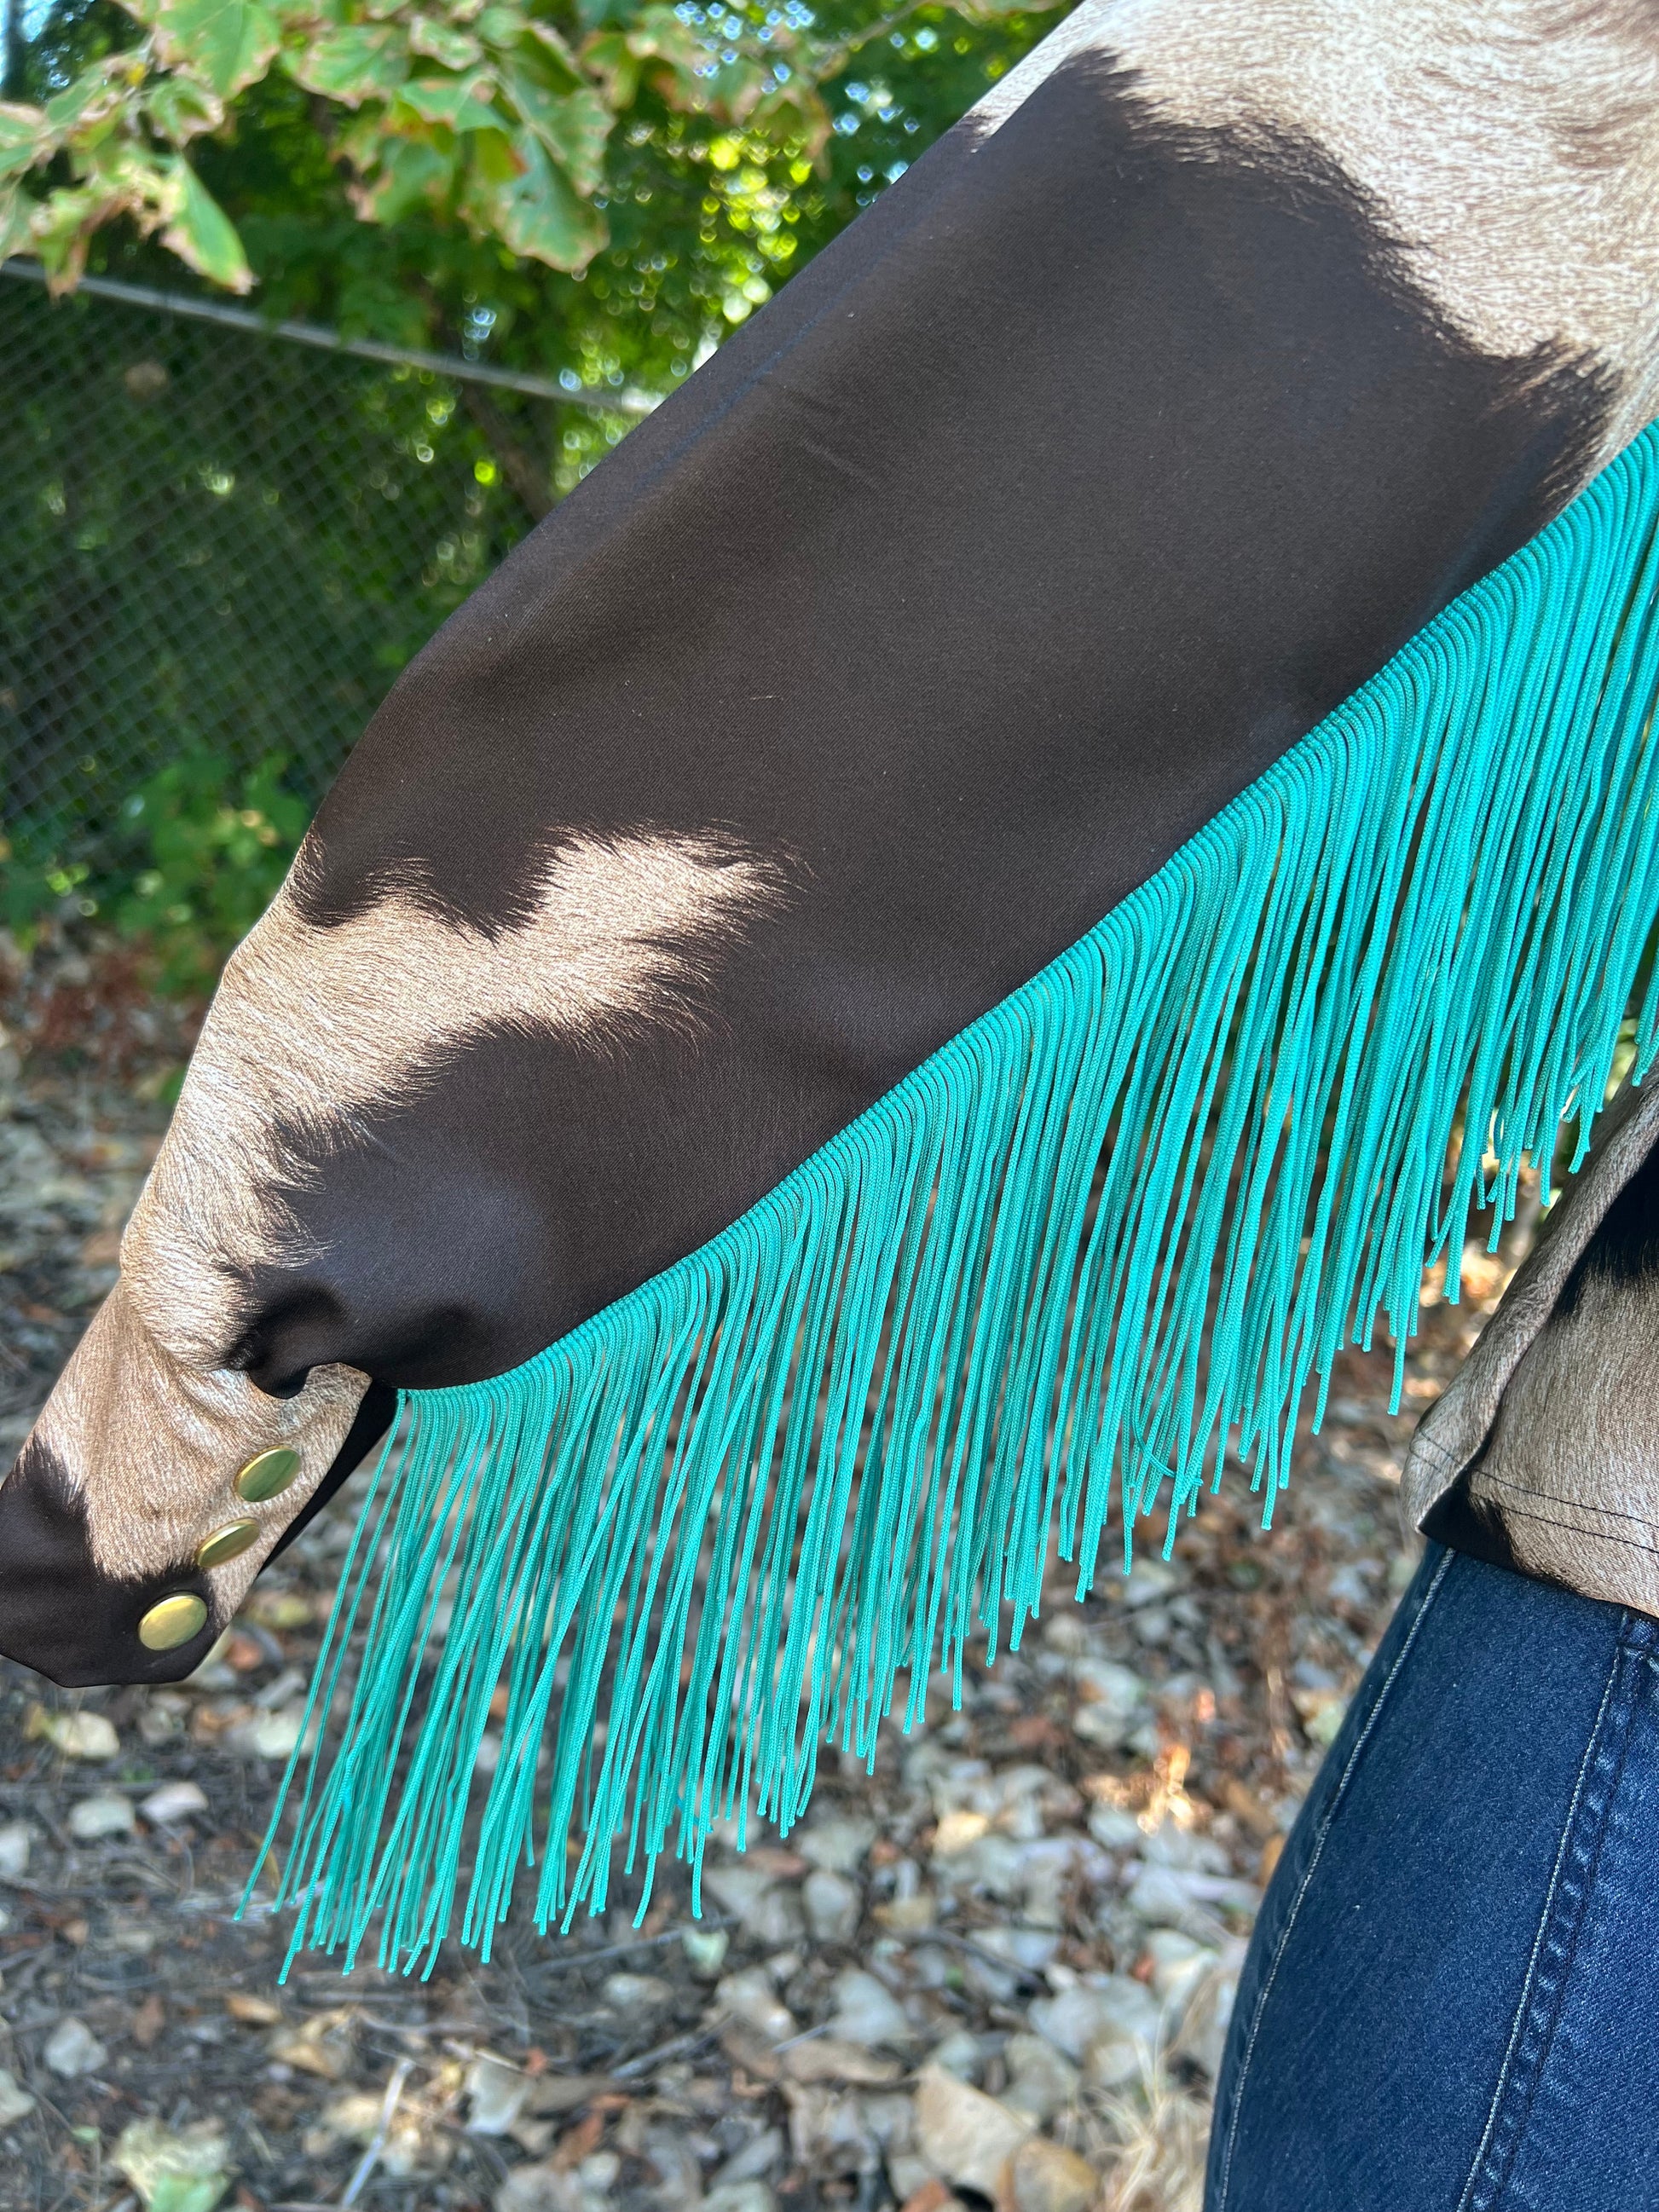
[1217,1776,1279,1840]
[465,2053,528,2135]
[112,2117,231,2212]
[1008,2135,1100,2212]
[523,2073,623,2117]
[900,2185,963,2212]
[25,1704,118,1760]
[552,2107,608,2170]
[914,2065,1034,2198]
[269,2008,355,2080]
[244,1589,314,1631]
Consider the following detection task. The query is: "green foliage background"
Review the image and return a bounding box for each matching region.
[1,0,1071,985]
[0,274,532,970]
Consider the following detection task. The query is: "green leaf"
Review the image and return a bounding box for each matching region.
[112,2119,230,2212]
[396,74,503,134]
[624,3,705,66]
[160,158,252,290]
[27,181,95,256]
[354,134,454,222]
[153,0,280,100]
[581,29,637,109]
[332,105,386,170]
[289,23,409,107]
[28,170,142,286]
[488,127,604,269]
[43,66,125,139]
[0,184,35,258]
[143,72,225,143]
[467,120,520,184]
[516,17,581,83]
[475,5,529,48]
[147,2177,228,2212]
[750,78,830,159]
[407,14,483,71]
[586,4,711,113]
[697,54,767,123]
[0,103,47,182]
[500,73,609,194]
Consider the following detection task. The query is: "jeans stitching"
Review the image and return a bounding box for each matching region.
[1212,1546,1454,2212]
[1456,1626,1640,2212]
[1505,1693,1639,2196]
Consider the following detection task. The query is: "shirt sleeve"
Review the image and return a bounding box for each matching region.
[1405,1075,1659,1612]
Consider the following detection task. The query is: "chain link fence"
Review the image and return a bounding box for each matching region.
[0,265,629,881]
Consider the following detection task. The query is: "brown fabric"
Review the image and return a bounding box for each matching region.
[1404,1077,1659,1614]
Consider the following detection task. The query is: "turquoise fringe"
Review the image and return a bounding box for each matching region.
[256,421,1659,1975]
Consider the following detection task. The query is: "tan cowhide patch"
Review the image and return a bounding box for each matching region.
[32,1279,368,1598]
[122,828,788,1371]
[13,827,784,1584]
[976,0,1659,471]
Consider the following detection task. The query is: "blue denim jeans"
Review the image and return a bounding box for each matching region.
[1205,1541,1659,2210]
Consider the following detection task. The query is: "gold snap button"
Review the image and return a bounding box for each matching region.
[234,1447,300,1503]
[137,1592,208,1651]
[195,1518,260,1571]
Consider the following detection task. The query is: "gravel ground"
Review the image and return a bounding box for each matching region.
[0,962,1532,2212]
